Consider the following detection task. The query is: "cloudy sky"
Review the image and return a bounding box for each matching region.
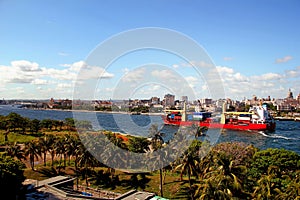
[0,0,299,100]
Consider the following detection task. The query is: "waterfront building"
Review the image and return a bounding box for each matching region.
[163,94,175,107]
[297,93,300,104]
[150,96,160,105]
[199,98,212,107]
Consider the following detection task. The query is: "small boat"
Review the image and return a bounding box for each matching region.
[162,102,276,131]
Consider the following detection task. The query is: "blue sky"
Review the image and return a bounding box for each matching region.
[0,0,299,100]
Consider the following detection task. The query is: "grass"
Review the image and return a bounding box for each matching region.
[0,131,37,145]
[0,130,79,145]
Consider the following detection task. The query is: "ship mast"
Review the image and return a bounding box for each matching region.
[220,102,226,124]
[182,101,187,122]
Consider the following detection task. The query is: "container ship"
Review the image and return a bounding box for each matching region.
[162,103,276,131]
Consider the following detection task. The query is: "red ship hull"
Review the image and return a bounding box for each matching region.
[162,116,276,131]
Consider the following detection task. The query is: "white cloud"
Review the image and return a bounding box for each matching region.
[31,79,48,85]
[61,61,87,72]
[15,87,25,94]
[122,67,130,74]
[104,87,115,92]
[253,73,282,81]
[285,69,300,78]
[0,87,7,92]
[151,85,161,91]
[122,68,146,83]
[0,60,114,99]
[7,77,33,83]
[185,76,198,88]
[11,60,41,72]
[78,66,114,79]
[44,68,76,80]
[151,69,179,80]
[216,66,234,74]
[57,83,73,88]
[275,55,292,63]
[0,63,37,83]
[212,65,295,99]
[62,61,114,80]
[201,84,208,91]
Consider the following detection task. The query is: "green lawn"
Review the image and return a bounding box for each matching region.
[0,131,37,145]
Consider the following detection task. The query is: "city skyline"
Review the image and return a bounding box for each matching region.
[1,1,300,100]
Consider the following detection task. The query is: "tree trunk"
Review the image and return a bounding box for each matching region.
[4,134,8,142]
[64,154,66,168]
[68,155,71,166]
[44,152,46,166]
[188,167,194,200]
[51,152,54,166]
[163,169,167,185]
[31,155,35,170]
[188,167,192,188]
[85,165,89,187]
[60,154,63,166]
[4,130,9,142]
[159,168,163,197]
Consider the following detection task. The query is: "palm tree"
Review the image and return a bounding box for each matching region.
[24,141,41,170]
[38,136,52,166]
[55,138,65,170]
[77,146,97,187]
[47,135,57,166]
[174,151,199,188]
[148,124,164,153]
[6,142,26,161]
[148,124,165,197]
[194,152,246,199]
[71,137,81,170]
[65,138,84,189]
[64,134,76,166]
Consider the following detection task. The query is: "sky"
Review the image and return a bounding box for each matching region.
[0,0,300,100]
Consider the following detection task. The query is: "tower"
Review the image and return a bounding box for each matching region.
[287,88,293,99]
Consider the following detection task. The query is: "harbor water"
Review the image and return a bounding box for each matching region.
[0,105,299,154]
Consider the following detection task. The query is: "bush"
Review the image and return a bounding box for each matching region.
[0,155,26,199]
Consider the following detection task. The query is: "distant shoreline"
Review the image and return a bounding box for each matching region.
[27,107,164,116]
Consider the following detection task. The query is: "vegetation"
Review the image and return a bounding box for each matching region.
[0,113,91,145]
[0,113,299,199]
[0,155,26,199]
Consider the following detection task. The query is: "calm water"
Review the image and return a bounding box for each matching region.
[1,105,299,154]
